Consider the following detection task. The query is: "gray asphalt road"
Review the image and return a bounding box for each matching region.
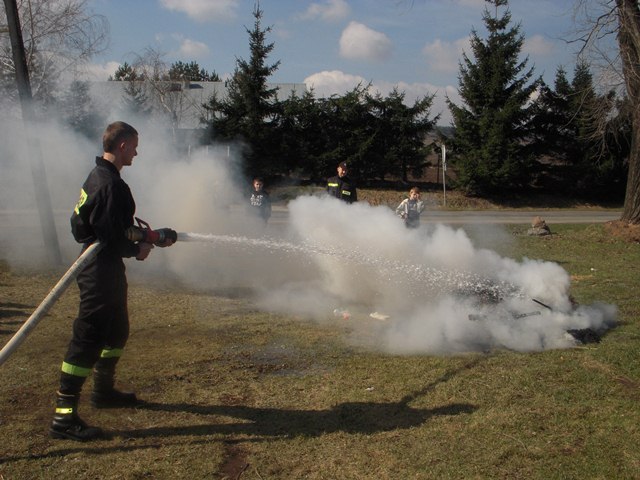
[0,207,621,229]
[268,207,621,225]
[422,209,621,224]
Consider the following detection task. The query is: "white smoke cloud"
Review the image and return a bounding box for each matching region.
[0,117,99,266]
[339,21,393,62]
[0,82,616,356]
[250,196,617,354]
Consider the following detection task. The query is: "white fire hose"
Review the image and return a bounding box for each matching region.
[0,242,102,367]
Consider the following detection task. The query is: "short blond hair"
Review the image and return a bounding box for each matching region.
[103,121,138,153]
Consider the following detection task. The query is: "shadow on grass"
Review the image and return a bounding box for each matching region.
[0,358,482,464]
[1,302,33,334]
[122,356,481,438]
[0,401,477,465]
[0,301,32,320]
[125,400,477,438]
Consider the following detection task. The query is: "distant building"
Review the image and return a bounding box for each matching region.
[89,80,307,130]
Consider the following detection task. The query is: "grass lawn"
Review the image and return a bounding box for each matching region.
[0,222,638,479]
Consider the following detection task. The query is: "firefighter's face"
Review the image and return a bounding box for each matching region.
[337,166,347,177]
[120,136,138,166]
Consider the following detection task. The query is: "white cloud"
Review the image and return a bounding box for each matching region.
[274,22,292,40]
[298,0,351,22]
[524,34,555,57]
[422,37,470,74]
[177,38,210,58]
[339,21,392,62]
[304,70,368,97]
[159,0,238,22]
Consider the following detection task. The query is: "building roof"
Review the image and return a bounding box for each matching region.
[89,81,307,129]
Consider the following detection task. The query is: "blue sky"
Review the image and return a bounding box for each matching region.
[86,0,581,123]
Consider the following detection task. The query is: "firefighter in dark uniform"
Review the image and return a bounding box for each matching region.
[50,121,174,441]
[326,161,357,203]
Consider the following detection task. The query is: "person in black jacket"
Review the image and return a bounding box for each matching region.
[50,121,174,441]
[326,161,357,203]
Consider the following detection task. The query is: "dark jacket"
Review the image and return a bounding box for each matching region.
[70,157,139,258]
[327,175,357,203]
[249,190,272,222]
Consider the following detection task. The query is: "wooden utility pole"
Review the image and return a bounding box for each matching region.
[3,0,62,264]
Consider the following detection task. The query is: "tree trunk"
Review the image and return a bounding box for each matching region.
[622,109,640,223]
[617,0,640,223]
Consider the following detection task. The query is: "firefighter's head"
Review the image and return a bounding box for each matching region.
[337,161,348,178]
[102,121,138,169]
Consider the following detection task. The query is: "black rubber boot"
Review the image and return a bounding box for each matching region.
[50,392,103,441]
[91,364,139,408]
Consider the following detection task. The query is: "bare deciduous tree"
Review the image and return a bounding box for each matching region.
[574,0,640,223]
[123,47,205,139]
[0,0,108,104]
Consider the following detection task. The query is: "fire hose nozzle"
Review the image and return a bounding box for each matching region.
[145,227,178,246]
[125,218,178,246]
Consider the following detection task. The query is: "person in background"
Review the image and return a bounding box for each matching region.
[248,177,272,224]
[395,186,425,229]
[50,121,174,442]
[326,161,357,203]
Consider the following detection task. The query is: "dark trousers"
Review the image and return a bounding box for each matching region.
[59,252,129,394]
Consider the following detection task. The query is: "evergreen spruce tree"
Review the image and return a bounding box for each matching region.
[568,62,629,197]
[203,2,281,176]
[278,90,329,180]
[532,67,573,162]
[111,62,140,81]
[367,88,438,181]
[122,81,152,118]
[447,0,539,195]
[532,61,629,198]
[323,84,375,178]
[168,61,220,82]
[109,62,152,117]
[60,79,103,139]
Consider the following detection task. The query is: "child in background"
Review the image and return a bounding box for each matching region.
[249,177,272,224]
[395,186,424,229]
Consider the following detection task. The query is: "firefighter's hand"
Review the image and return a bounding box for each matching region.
[156,238,174,248]
[136,242,154,261]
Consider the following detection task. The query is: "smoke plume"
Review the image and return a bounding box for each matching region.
[0,113,617,355]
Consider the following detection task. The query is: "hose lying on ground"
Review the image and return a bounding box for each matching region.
[0,242,102,367]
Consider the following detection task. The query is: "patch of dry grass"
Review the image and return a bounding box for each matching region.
[0,224,639,479]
